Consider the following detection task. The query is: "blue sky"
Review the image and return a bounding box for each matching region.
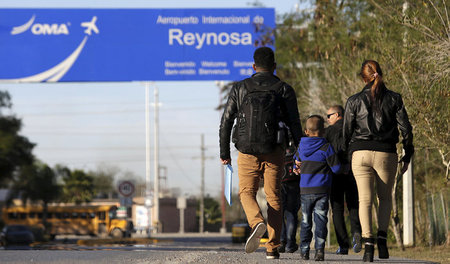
[0,0,307,197]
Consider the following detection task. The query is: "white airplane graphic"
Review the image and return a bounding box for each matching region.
[81,16,99,35]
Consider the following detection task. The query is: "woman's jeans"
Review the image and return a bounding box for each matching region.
[300,193,329,252]
[352,150,398,238]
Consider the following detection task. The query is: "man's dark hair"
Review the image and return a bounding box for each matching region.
[329,105,344,116]
[253,47,275,70]
[306,115,325,133]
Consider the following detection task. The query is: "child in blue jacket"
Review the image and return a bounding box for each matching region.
[293,115,341,261]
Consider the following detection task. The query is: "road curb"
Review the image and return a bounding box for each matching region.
[77,237,172,246]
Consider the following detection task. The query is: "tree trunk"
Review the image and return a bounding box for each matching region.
[391,171,405,250]
[416,200,424,243]
[427,194,434,246]
[431,193,439,243]
[440,191,449,246]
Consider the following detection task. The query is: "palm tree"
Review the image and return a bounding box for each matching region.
[61,168,94,204]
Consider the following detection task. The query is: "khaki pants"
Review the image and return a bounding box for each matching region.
[352,150,398,238]
[237,147,284,252]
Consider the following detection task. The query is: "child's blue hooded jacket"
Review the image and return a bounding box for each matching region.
[294,137,341,194]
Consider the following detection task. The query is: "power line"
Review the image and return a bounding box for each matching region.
[160,137,199,189]
[42,156,220,164]
[19,106,217,117]
[22,130,219,136]
[12,97,219,108]
[36,145,219,151]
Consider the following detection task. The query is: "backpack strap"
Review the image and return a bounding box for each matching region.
[244,78,283,93]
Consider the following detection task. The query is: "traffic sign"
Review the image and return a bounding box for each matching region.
[118,180,135,197]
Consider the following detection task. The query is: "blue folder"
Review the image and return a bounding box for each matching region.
[225,165,233,206]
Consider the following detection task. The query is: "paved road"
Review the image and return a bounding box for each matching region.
[0,233,437,264]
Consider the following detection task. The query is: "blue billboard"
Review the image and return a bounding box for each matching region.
[0,8,275,82]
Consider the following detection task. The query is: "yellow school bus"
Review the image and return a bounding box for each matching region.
[2,205,131,239]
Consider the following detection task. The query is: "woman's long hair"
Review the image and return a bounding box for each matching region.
[360,60,386,114]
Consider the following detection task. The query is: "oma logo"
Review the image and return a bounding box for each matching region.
[31,23,69,35]
[11,15,70,35]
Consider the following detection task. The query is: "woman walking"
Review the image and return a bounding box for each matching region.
[343,60,414,262]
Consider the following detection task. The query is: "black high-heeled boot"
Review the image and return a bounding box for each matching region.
[363,238,375,262]
[377,231,389,259]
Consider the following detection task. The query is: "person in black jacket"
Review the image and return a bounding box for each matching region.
[343,60,414,262]
[325,105,362,255]
[219,47,302,259]
[278,141,300,254]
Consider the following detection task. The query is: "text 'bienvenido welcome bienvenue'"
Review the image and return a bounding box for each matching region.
[157,14,264,77]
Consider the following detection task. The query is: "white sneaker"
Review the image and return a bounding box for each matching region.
[245,222,266,253]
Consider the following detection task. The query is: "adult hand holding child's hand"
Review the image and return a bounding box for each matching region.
[293,160,302,175]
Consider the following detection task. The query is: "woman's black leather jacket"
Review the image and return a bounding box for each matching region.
[343,84,414,162]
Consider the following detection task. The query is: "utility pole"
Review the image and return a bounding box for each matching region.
[200,134,205,233]
[216,80,227,234]
[153,84,160,233]
[159,166,168,194]
[144,82,152,236]
[195,134,214,233]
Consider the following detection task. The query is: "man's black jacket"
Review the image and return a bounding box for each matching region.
[219,72,302,160]
[343,84,414,162]
[325,118,348,165]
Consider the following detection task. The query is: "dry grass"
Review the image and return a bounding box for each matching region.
[327,244,449,263]
[389,245,450,264]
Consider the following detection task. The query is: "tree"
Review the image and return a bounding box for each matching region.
[26,164,61,230]
[0,91,35,186]
[8,163,61,234]
[217,81,237,111]
[204,196,222,225]
[90,165,119,199]
[198,196,222,232]
[60,167,94,204]
[276,0,448,177]
[275,0,449,246]
[116,169,145,197]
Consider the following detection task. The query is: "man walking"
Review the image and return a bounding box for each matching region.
[325,105,362,254]
[219,47,302,259]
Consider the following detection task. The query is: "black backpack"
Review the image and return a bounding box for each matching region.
[232,78,283,155]
[282,145,300,182]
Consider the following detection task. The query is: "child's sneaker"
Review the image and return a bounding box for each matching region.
[286,244,298,253]
[314,249,325,261]
[278,242,286,253]
[300,250,310,260]
[336,247,348,255]
[353,233,362,253]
